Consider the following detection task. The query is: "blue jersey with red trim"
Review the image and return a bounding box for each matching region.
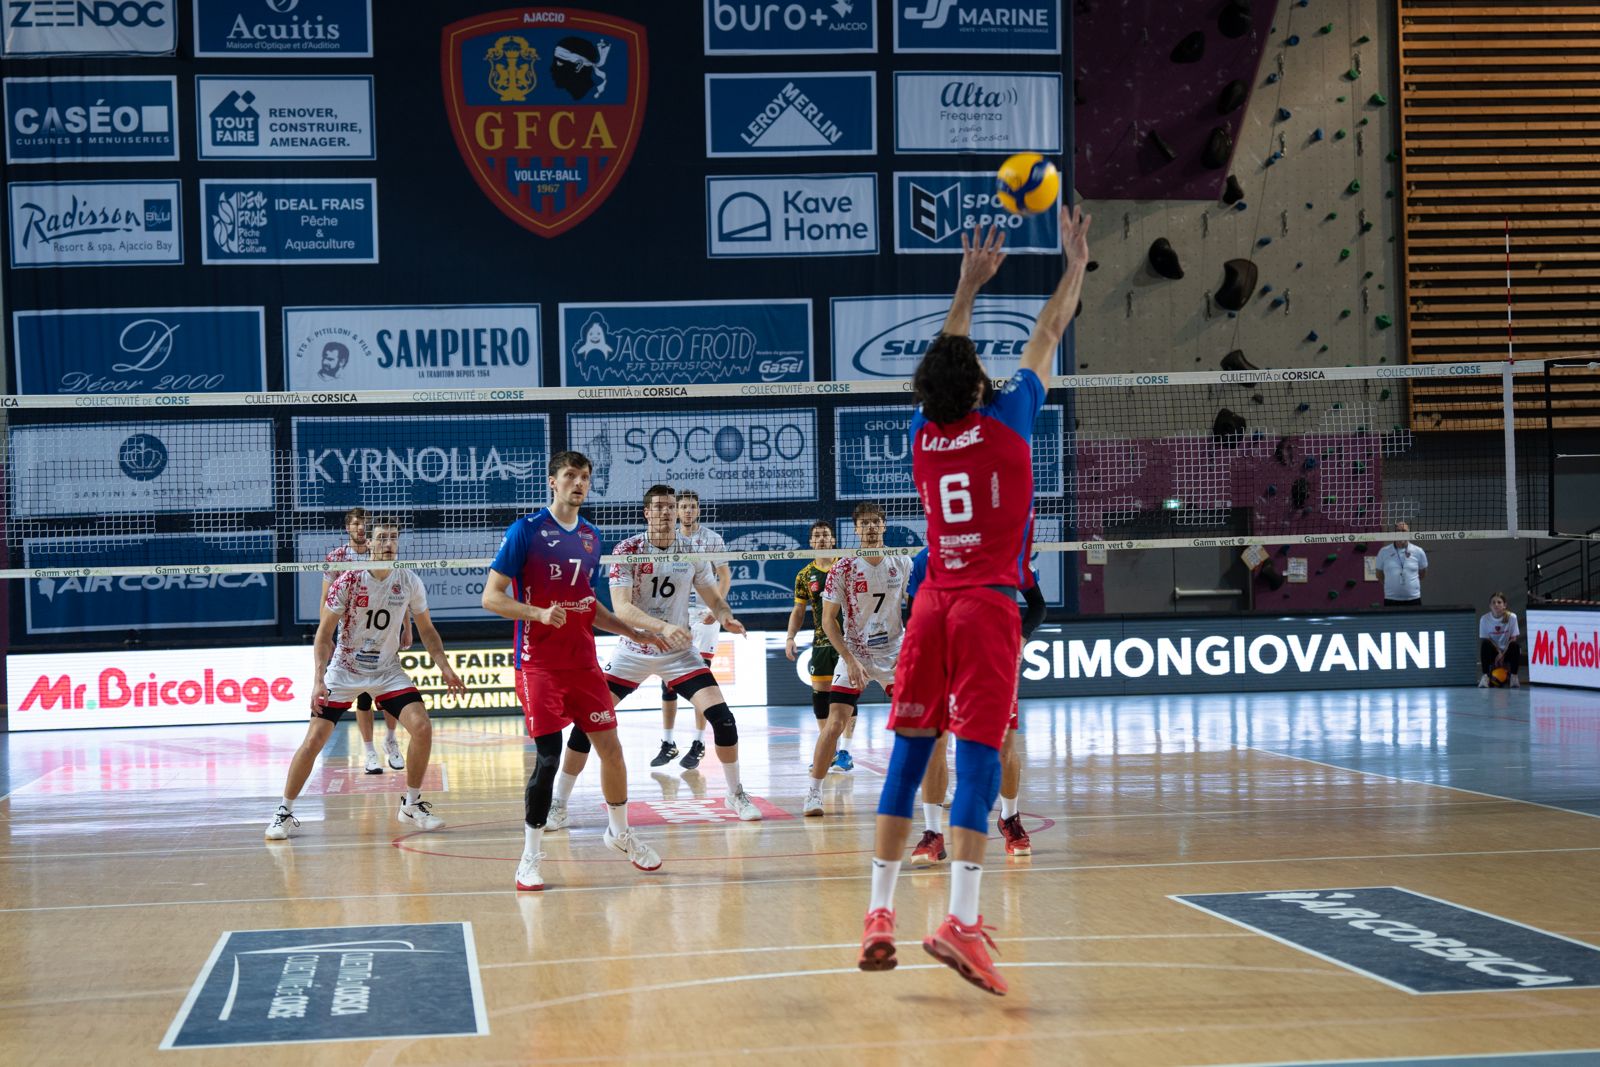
[907,546,929,599]
[1017,510,1038,590]
[911,368,1043,589]
[490,508,604,671]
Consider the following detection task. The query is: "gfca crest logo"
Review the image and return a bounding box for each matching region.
[442,9,648,238]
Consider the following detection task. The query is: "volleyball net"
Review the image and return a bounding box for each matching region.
[0,359,1547,591]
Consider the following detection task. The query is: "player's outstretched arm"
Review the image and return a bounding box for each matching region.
[412,609,465,691]
[694,580,745,635]
[941,223,1008,337]
[1018,203,1092,382]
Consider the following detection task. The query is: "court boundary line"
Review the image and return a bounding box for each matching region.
[1250,748,1600,822]
[1196,1048,1600,1067]
[5,843,1598,915]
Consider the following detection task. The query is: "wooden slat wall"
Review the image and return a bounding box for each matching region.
[1398,0,1600,429]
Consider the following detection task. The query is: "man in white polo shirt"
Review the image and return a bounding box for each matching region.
[1374,522,1428,606]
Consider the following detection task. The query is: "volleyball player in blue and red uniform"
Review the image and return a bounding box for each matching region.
[858,206,1091,994]
[481,450,673,891]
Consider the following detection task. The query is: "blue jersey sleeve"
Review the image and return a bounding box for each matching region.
[489,516,532,579]
[983,368,1045,440]
[908,546,929,599]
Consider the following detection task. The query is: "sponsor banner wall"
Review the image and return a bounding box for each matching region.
[835,404,1064,499]
[25,533,277,634]
[567,408,818,506]
[294,529,500,623]
[893,171,1061,254]
[7,644,313,730]
[893,71,1062,154]
[1018,611,1478,696]
[193,0,373,57]
[830,295,1061,380]
[894,0,1061,53]
[703,0,876,54]
[195,75,375,160]
[560,299,811,385]
[1,0,176,56]
[705,72,876,157]
[4,76,178,163]
[1527,608,1600,689]
[291,413,548,511]
[707,174,877,258]
[201,178,377,265]
[7,179,181,267]
[284,304,539,391]
[13,306,266,394]
[8,419,274,517]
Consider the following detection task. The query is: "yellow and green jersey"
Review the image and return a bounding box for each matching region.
[793,561,833,649]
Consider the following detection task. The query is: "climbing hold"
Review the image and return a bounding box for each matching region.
[1311,127,1324,142]
[1286,34,1300,46]
[1339,248,1351,260]
[1361,221,1374,233]
[1222,349,1258,372]
[1346,66,1360,80]
[1325,211,1339,220]
[1276,106,1292,121]
[1346,179,1361,193]
[1359,117,1369,126]
[1305,457,1319,470]
[1363,271,1374,279]
[1354,459,1368,471]
[1148,238,1184,279]
[1325,552,1339,563]
[1251,394,1265,405]
[1340,309,1351,318]
[1375,314,1393,330]
[1327,590,1340,601]
[1265,72,1280,85]
[1356,34,1371,44]
[1369,92,1387,106]
[1337,95,1347,103]
[1295,262,1304,269]
[1218,79,1248,115]
[1219,0,1251,38]
[1306,330,1319,342]
[1202,126,1233,169]
[1172,30,1206,63]
[1258,236,1273,247]
[1223,174,1245,204]
[1149,129,1178,162]
[1318,344,1329,353]
[1386,150,1398,162]
[1319,22,1333,34]
[1235,201,1248,211]
[1270,296,1286,309]
[1295,402,1311,413]
[1086,260,1099,272]
[1386,190,1396,199]
[1377,283,1386,290]
[1334,129,1347,140]
[1212,409,1248,446]
[1260,284,1274,294]
[1266,485,1278,496]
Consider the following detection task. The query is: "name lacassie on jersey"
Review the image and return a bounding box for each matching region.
[609,534,714,652]
[825,555,910,658]
[327,569,427,674]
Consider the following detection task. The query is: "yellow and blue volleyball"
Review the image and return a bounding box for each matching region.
[995,153,1060,216]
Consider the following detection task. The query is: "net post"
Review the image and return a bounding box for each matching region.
[1503,360,1519,538]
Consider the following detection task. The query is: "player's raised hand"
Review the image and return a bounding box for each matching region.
[959,223,1008,290]
[1061,203,1091,271]
[439,662,467,693]
[533,604,567,628]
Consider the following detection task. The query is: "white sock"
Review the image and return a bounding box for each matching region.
[385,725,396,740]
[364,740,377,754]
[403,789,420,806]
[280,797,294,812]
[606,802,628,836]
[663,731,674,744]
[1000,795,1019,819]
[923,803,943,834]
[869,858,901,912]
[808,772,826,790]
[524,824,543,854]
[950,862,983,925]
[553,770,578,803]
[723,760,742,796]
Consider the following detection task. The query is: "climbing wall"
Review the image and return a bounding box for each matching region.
[1072,0,1403,382]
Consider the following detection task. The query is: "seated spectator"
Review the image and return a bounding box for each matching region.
[1478,592,1521,688]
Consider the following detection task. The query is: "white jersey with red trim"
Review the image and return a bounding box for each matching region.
[323,541,369,582]
[325,568,428,676]
[681,524,727,616]
[608,534,715,654]
[823,554,911,660]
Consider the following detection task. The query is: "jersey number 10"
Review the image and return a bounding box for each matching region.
[363,609,391,630]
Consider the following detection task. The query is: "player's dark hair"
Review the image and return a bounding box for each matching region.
[913,333,994,426]
[809,519,833,537]
[677,489,700,503]
[852,502,885,523]
[368,514,400,533]
[548,450,591,477]
[343,506,367,525]
[643,483,675,506]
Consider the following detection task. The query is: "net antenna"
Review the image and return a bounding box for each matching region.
[1503,217,1519,537]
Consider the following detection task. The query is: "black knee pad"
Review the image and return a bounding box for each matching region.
[566,727,592,754]
[661,681,676,701]
[534,731,563,770]
[356,691,373,711]
[811,691,830,721]
[703,702,738,747]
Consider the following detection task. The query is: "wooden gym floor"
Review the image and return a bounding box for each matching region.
[1,686,1598,1065]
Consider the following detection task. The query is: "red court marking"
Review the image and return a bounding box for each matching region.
[314,764,445,796]
[390,813,1056,865]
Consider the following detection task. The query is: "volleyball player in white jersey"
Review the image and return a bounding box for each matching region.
[267,518,466,840]
[805,502,910,816]
[651,489,731,770]
[548,484,763,822]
